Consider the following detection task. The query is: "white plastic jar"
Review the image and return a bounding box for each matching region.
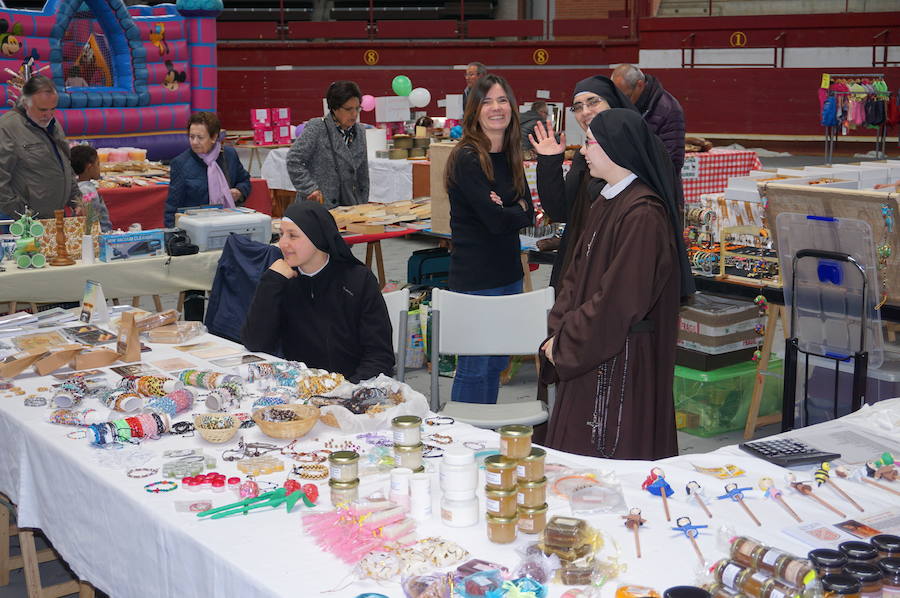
[439,446,477,493]
[441,489,479,527]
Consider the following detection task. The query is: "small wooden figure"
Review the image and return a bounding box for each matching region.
[685,480,712,518]
[786,473,846,518]
[672,516,707,564]
[642,467,673,522]
[759,477,802,523]
[816,462,864,512]
[717,483,761,527]
[48,209,75,266]
[836,464,900,497]
[622,507,646,558]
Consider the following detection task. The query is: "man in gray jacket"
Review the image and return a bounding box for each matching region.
[286,80,369,208]
[0,75,81,219]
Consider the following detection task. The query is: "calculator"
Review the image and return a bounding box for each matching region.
[738,438,841,468]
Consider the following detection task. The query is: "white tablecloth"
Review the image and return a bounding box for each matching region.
[1,332,899,597]
[0,251,223,303]
[260,149,413,203]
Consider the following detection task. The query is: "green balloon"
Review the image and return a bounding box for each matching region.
[392,75,412,96]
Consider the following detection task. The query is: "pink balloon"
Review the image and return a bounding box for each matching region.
[361,94,376,112]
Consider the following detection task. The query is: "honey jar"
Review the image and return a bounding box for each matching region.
[517,503,548,534]
[810,549,849,577]
[484,455,517,491]
[485,487,517,518]
[821,574,862,598]
[516,447,546,482]
[517,477,547,508]
[486,514,517,544]
[497,424,532,459]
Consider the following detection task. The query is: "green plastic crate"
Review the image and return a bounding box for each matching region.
[674,358,782,437]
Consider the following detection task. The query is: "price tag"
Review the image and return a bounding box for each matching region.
[681,155,700,180]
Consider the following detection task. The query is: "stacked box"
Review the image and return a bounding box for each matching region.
[250,108,271,128]
[678,293,759,356]
[674,359,783,437]
[271,107,291,126]
[274,124,293,144]
[253,127,276,146]
[98,230,166,262]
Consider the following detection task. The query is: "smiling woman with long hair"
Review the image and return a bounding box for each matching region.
[443,73,534,405]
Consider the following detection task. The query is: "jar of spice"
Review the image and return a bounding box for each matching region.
[821,574,862,598]
[811,549,850,576]
[516,447,546,482]
[872,535,900,559]
[484,455,517,491]
[517,503,548,535]
[517,477,547,508]
[328,450,359,482]
[485,487,517,518]
[839,542,879,565]
[486,514,517,544]
[392,415,422,446]
[497,424,532,459]
[843,562,883,598]
[329,478,359,505]
[879,558,900,598]
[394,443,424,471]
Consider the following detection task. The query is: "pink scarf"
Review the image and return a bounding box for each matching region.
[198,134,234,208]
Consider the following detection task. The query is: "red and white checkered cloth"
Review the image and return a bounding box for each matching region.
[682,149,762,205]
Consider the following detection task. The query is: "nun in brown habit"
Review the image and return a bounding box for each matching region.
[539,108,695,461]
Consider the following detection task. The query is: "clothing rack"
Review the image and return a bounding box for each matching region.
[821,72,890,164]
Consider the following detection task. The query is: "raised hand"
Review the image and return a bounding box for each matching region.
[528,119,566,156]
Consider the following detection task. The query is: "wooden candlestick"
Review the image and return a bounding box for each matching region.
[48,209,74,266]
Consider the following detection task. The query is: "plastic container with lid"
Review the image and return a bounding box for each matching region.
[485,487,517,518]
[517,503,548,534]
[839,541,879,564]
[879,558,900,598]
[663,587,711,598]
[821,574,862,597]
[441,489,478,528]
[484,455,517,491]
[329,478,359,505]
[517,477,547,508]
[497,424,532,459]
[328,450,359,482]
[810,549,850,576]
[440,446,477,493]
[394,443,424,471]
[872,534,900,559]
[516,447,546,482]
[486,514,517,544]
[543,516,588,549]
[392,415,422,447]
[843,562,882,598]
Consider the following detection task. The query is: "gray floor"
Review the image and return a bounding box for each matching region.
[5,153,876,597]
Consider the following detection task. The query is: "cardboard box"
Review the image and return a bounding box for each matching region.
[429,142,455,235]
[250,108,271,128]
[253,127,276,146]
[271,107,291,126]
[274,124,293,144]
[98,230,165,262]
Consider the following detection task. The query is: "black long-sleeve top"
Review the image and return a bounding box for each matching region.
[447,148,534,292]
[241,261,395,383]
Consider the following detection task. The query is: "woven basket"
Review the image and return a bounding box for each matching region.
[252,404,319,439]
[193,414,240,444]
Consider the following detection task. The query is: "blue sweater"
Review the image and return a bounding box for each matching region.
[163,145,251,227]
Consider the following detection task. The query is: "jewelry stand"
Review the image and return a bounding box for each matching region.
[48,210,75,266]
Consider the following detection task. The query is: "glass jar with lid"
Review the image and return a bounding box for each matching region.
[662,587,711,598]
[843,562,882,598]
[517,503,548,535]
[516,447,546,482]
[839,541,879,564]
[497,424,532,459]
[485,487,516,518]
[486,514,517,544]
[737,570,770,598]
[821,574,862,598]
[484,455,517,491]
[879,558,900,598]
[394,442,424,471]
[712,560,751,592]
[770,554,815,588]
[392,415,422,447]
[730,537,765,569]
[516,477,547,508]
[329,478,359,505]
[705,584,744,598]
[810,549,849,576]
[328,450,359,482]
[872,534,900,559]
[761,578,802,598]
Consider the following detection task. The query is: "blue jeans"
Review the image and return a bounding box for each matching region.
[450,279,524,404]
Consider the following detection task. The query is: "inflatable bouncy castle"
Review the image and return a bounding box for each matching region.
[0,0,222,159]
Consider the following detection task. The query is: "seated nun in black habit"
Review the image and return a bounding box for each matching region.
[242,201,395,383]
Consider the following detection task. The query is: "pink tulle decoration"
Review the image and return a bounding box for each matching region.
[302,504,417,564]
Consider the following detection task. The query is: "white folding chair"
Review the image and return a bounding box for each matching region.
[382,288,410,382]
[430,287,554,428]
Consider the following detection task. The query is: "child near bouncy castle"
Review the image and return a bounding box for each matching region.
[70,144,112,232]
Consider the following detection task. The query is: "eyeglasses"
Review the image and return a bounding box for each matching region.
[570,97,605,113]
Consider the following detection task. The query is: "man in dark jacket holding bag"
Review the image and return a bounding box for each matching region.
[612,64,685,172]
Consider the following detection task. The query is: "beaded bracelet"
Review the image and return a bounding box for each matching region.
[144,481,178,493]
[67,430,87,440]
[171,421,195,435]
[463,441,486,451]
[424,416,454,426]
[24,397,47,407]
[422,444,445,459]
[293,464,328,480]
[128,467,159,479]
[425,433,453,445]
